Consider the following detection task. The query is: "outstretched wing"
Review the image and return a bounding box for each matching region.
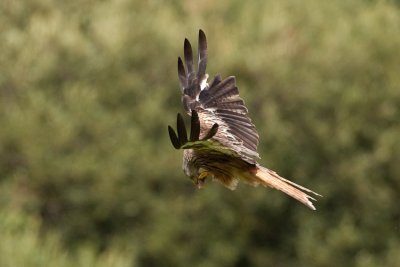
[176,29,259,164]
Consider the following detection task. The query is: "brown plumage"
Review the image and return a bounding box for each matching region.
[168,30,321,210]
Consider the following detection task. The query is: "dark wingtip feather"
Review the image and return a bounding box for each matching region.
[168,126,181,149]
[198,30,207,51]
[209,74,222,88]
[177,57,187,89]
[184,38,191,49]
[201,123,219,141]
[190,110,201,141]
[177,113,188,146]
[197,30,208,79]
[199,29,205,38]
[184,38,194,75]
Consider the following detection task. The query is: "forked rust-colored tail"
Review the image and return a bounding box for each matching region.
[254,166,321,210]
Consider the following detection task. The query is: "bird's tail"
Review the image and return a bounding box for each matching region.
[252,166,321,210]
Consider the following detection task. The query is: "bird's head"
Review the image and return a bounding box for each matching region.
[183,151,210,189]
[183,162,205,189]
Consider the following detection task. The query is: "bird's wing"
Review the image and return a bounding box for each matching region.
[168,110,256,162]
[176,29,259,164]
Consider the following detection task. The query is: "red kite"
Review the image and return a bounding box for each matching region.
[168,30,320,209]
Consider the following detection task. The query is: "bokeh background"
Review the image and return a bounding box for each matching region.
[1,0,400,266]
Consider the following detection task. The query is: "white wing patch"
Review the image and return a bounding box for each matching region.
[196,73,209,101]
[200,74,209,90]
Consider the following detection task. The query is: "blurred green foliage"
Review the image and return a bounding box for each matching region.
[1,0,400,266]
[0,211,135,267]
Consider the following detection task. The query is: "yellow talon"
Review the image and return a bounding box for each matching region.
[198,171,209,180]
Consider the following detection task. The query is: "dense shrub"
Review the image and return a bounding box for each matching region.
[1,0,399,266]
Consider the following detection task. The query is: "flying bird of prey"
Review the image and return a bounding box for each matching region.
[168,30,321,210]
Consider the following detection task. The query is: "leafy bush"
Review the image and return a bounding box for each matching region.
[0,210,134,267]
[1,0,399,266]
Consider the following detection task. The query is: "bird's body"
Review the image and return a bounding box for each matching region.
[183,148,253,190]
[168,30,321,210]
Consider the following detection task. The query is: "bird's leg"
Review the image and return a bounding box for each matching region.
[198,171,209,180]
